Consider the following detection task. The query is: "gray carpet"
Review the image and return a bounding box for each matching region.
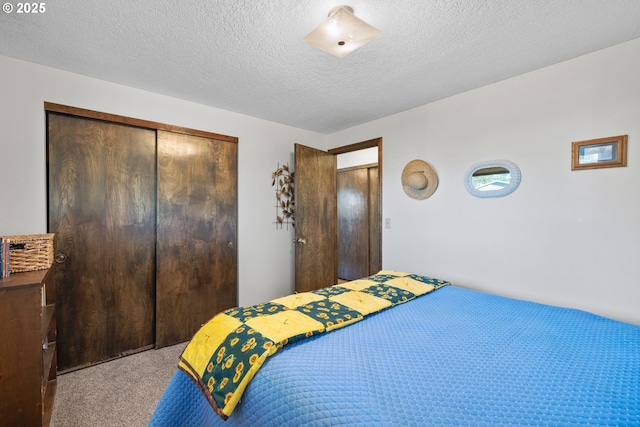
[51,342,186,427]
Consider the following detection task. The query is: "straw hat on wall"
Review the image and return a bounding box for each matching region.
[401,159,439,200]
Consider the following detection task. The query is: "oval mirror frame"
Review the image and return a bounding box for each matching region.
[464,159,522,198]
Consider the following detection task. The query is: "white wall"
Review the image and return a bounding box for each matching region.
[3,37,639,327]
[0,55,326,306]
[328,38,640,325]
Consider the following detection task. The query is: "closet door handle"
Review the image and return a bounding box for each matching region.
[293,238,306,245]
[228,241,234,249]
[55,253,68,264]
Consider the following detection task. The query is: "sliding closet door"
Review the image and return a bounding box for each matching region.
[337,167,369,280]
[368,166,381,274]
[48,113,156,371]
[155,131,238,348]
[337,164,381,281]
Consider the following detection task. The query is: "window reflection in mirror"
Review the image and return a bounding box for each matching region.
[464,160,521,198]
[471,167,510,191]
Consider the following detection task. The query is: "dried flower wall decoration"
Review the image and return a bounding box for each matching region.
[272,162,295,229]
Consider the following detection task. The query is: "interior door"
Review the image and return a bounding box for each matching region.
[155,131,238,348]
[294,143,337,292]
[48,113,156,371]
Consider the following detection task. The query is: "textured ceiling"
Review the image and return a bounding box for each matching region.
[1,1,640,134]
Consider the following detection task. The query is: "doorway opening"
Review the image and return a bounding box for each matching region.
[329,138,382,282]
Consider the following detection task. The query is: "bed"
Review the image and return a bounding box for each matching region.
[149,271,640,426]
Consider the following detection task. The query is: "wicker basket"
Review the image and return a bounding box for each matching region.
[2,234,54,273]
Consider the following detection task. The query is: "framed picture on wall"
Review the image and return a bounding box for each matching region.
[571,135,627,170]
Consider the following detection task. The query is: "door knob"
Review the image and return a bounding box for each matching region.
[55,253,68,264]
[293,238,307,245]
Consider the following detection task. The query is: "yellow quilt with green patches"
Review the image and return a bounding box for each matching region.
[178,270,450,419]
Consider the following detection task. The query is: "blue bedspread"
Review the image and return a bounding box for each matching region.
[149,286,640,426]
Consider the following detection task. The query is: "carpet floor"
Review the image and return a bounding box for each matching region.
[51,342,186,427]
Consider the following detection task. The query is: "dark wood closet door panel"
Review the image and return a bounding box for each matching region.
[104,127,157,359]
[48,113,156,371]
[337,168,369,280]
[368,167,381,274]
[156,131,238,348]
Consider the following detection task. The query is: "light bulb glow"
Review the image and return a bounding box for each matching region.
[325,18,342,38]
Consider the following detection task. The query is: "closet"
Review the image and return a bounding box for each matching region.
[46,103,238,371]
[337,163,380,281]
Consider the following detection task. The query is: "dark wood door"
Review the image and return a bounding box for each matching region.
[155,131,238,348]
[368,166,382,274]
[337,165,381,280]
[337,167,369,280]
[294,144,337,292]
[48,113,156,371]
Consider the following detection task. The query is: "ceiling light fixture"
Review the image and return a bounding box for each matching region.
[303,5,381,58]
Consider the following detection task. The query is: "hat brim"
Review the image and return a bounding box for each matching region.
[401,160,439,200]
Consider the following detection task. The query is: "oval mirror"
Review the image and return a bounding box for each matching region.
[464,160,521,198]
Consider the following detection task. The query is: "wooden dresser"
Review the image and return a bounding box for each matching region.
[0,266,56,427]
